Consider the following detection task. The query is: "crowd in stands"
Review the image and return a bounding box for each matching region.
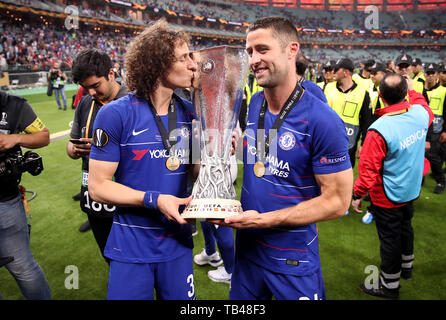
[1,0,445,73]
[151,0,250,22]
[0,20,130,72]
[1,17,444,74]
[51,0,446,30]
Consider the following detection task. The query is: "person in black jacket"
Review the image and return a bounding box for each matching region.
[66,49,127,263]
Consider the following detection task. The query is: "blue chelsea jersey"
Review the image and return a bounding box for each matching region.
[239,90,351,276]
[89,93,195,263]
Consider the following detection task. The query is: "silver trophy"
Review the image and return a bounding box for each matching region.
[182,46,249,219]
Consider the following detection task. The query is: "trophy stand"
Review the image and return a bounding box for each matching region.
[182,46,248,219]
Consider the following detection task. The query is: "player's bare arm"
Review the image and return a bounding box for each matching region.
[215,168,353,229]
[88,158,191,224]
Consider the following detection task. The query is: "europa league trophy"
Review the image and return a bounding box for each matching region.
[182,46,249,219]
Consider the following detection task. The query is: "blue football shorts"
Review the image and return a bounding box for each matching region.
[229,254,326,300]
[107,252,195,300]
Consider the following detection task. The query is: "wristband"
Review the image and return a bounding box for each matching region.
[352,193,362,201]
[143,191,160,210]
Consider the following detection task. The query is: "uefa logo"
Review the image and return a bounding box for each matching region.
[278,132,295,151]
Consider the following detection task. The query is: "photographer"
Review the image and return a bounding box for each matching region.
[48,62,68,110]
[0,90,50,299]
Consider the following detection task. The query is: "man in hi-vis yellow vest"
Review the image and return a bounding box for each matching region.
[316,60,336,91]
[411,58,426,85]
[352,59,374,91]
[369,62,388,119]
[241,73,263,131]
[424,63,446,194]
[395,54,429,102]
[324,58,373,168]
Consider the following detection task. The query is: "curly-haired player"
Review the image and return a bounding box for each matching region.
[87,19,198,300]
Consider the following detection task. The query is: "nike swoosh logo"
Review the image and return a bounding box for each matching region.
[247,122,256,126]
[132,128,149,136]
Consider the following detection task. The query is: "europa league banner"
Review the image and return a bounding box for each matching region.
[182,46,249,219]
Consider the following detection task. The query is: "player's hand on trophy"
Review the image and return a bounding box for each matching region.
[209,210,266,229]
[157,194,192,224]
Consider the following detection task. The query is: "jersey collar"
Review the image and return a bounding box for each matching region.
[336,80,358,93]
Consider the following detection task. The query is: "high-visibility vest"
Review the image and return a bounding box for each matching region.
[412,72,426,84]
[426,84,446,133]
[353,73,373,91]
[245,77,262,105]
[413,80,424,95]
[368,86,384,114]
[324,81,367,149]
[316,80,335,91]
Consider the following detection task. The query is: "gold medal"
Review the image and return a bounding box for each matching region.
[166,156,180,171]
[253,161,265,178]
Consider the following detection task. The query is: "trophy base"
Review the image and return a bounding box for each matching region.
[182,198,242,219]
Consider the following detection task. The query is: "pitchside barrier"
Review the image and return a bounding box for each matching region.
[6,71,74,91]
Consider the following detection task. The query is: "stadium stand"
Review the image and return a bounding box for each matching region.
[0,0,445,88]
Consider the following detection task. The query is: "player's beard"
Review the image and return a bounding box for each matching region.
[256,67,283,89]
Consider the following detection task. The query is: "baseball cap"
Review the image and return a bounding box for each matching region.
[425,63,438,73]
[370,62,387,73]
[438,64,446,73]
[323,60,336,70]
[411,58,422,66]
[395,54,412,67]
[363,59,375,70]
[334,58,354,73]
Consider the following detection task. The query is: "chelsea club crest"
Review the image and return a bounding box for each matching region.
[278,131,296,151]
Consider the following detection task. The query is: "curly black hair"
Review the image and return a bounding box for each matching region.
[124,19,190,98]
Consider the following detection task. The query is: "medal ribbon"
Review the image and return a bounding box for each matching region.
[256,82,304,163]
[147,96,178,157]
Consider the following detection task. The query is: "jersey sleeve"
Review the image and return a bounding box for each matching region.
[310,104,352,175]
[89,103,123,163]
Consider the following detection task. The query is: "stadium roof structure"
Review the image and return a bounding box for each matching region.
[235,0,446,11]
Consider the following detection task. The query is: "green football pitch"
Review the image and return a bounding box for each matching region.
[1,89,445,300]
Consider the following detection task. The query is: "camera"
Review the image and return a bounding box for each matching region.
[49,71,59,81]
[0,150,44,177]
